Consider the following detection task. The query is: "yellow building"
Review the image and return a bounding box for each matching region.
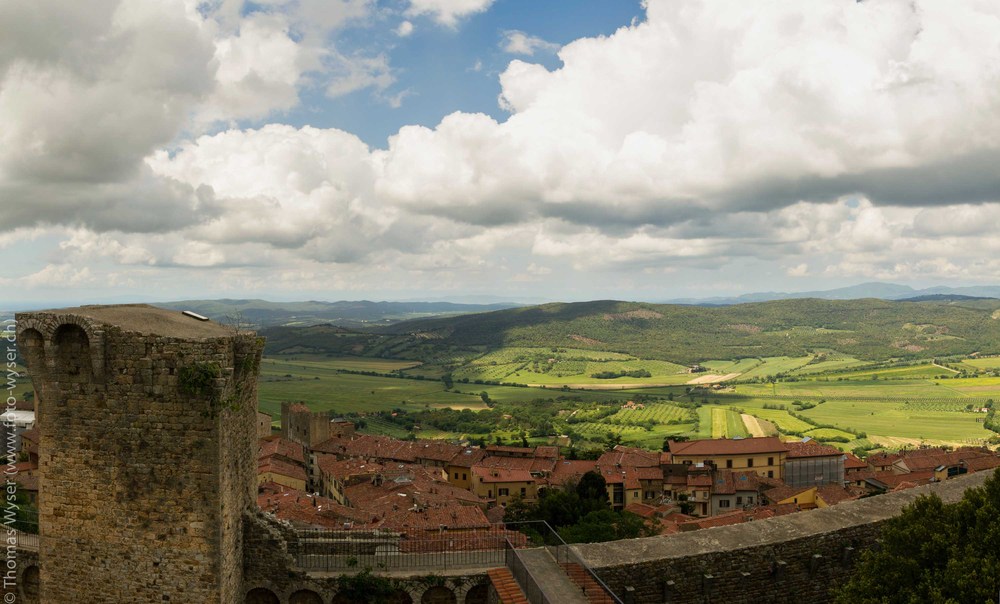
[470,466,538,507]
[666,437,788,480]
[764,485,817,509]
[257,458,307,491]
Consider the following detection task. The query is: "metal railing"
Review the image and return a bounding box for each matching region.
[505,540,550,604]
[296,524,521,572]
[503,521,624,604]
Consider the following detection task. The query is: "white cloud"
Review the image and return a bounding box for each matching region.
[197,13,314,124]
[325,52,395,98]
[7,0,1000,299]
[786,263,810,277]
[396,21,414,37]
[500,31,559,56]
[405,0,494,27]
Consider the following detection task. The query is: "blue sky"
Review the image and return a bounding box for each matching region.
[280,0,645,146]
[2,0,1000,308]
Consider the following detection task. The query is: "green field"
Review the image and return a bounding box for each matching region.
[710,407,750,439]
[798,399,991,445]
[737,356,815,379]
[448,346,689,386]
[258,358,490,417]
[817,363,954,381]
[960,357,1000,370]
[253,343,1000,452]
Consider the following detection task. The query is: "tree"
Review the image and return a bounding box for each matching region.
[834,471,1000,603]
[576,471,610,512]
[558,510,651,544]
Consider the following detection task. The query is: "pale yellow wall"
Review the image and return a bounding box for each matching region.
[258,471,306,492]
[671,452,787,480]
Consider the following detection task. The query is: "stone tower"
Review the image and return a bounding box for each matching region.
[16,305,263,603]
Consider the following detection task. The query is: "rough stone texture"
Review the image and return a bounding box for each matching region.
[16,305,263,604]
[242,511,491,603]
[3,549,39,603]
[575,470,994,604]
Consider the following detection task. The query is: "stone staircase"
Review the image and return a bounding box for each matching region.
[487,568,530,604]
[560,562,616,604]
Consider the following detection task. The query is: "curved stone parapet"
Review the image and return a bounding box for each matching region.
[573,470,994,604]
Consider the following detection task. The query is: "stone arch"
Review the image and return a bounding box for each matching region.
[463,583,489,604]
[19,565,40,604]
[387,589,414,604]
[245,587,281,604]
[421,586,456,604]
[289,588,324,604]
[17,328,45,374]
[52,323,93,385]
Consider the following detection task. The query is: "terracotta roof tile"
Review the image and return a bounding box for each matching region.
[785,440,844,459]
[668,437,788,456]
[258,436,306,465]
[258,458,308,483]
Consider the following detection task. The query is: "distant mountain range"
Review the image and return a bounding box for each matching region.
[661,282,1000,306]
[156,298,523,328]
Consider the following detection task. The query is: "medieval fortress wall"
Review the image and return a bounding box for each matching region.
[16,305,262,603]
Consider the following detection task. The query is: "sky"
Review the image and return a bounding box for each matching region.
[2,0,1000,307]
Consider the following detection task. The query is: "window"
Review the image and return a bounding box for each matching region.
[498,488,509,497]
[488,490,493,498]
[768,457,774,465]
[726,459,733,468]
[719,499,730,508]
[747,458,754,468]
[462,473,467,480]
[736,496,743,505]
[633,492,639,498]
[748,496,754,504]
[520,487,526,497]
[453,473,458,480]
[768,471,774,478]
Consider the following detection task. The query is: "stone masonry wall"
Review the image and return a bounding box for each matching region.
[575,470,994,604]
[16,306,262,604]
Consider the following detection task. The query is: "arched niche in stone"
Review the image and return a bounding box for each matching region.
[289,588,324,604]
[245,587,281,604]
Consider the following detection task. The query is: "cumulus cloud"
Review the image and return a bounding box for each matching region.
[500,31,559,56]
[405,0,494,27]
[7,0,1000,298]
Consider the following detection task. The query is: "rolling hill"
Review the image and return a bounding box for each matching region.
[261,297,1000,365]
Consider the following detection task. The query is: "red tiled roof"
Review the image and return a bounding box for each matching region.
[763,485,813,504]
[597,446,660,469]
[623,503,657,518]
[668,437,788,456]
[963,455,1000,472]
[257,482,364,528]
[546,460,598,486]
[843,452,869,470]
[258,458,308,483]
[311,437,347,455]
[785,440,844,459]
[19,428,39,444]
[448,447,487,468]
[258,436,306,465]
[870,470,934,489]
[816,485,857,506]
[316,456,386,482]
[471,466,535,483]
